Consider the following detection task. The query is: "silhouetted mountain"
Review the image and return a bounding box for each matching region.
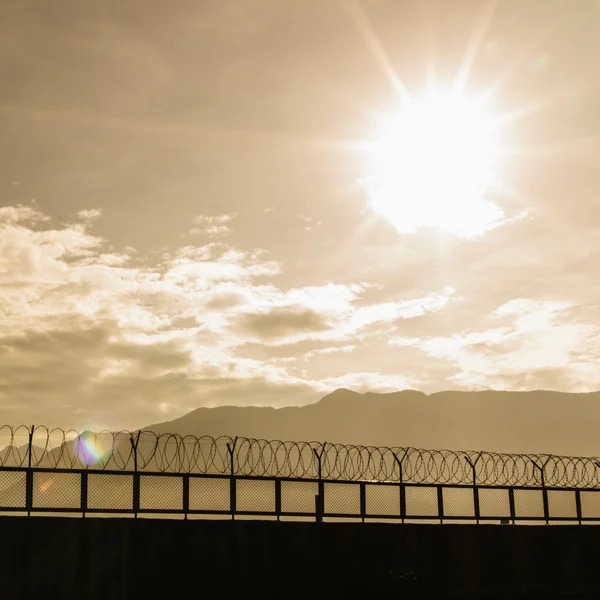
[143,388,600,456]
[0,444,49,466]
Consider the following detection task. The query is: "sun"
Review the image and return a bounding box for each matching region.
[364,90,505,238]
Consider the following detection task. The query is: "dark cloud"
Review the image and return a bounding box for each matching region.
[0,318,322,430]
[236,306,331,341]
[205,292,246,310]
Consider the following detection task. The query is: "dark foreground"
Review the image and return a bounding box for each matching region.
[1,517,598,598]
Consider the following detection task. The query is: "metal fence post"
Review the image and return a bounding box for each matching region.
[313,442,326,523]
[360,481,366,522]
[26,425,34,517]
[275,478,282,521]
[509,487,516,524]
[393,449,409,523]
[182,473,189,520]
[464,453,482,524]
[531,458,549,525]
[226,437,238,520]
[130,431,141,519]
[437,485,444,524]
[575,489,582,525]
[81,471,88,518]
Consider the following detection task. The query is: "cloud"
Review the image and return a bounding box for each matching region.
[0,204,50,225]
[190,213,237,237]
[349,286,458,330]
[391,299,600,391]
[237,306,331,340]
[303,345,355,360]
[320,372,415,393]
[77,208,103,220]
[0,205,458,428]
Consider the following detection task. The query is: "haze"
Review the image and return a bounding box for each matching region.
[2,1,600,436]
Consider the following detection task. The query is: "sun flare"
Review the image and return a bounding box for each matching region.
[365,91,505,238]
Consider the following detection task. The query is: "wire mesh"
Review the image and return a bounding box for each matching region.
[580,490,600,520]
[87,474,133,511]
[365,483,400,517]
[405,486,438,517]
[189,476,229,512]
[547,490,577,519]
[280,480,318,514]
[514,489,544,519]
[236,479,275,513]
[4,423,600,524]
[32,472,80,510]
[323,482,361,516]
[442,487,475,518]
[139,475,183,511]
[0,470,26,508]
[479,487,511,519]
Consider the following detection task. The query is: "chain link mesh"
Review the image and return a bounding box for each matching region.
[88,473,133,511]
[236,479,275,512]
[32,472,79,510]
[280,480,318,514]
[548,490,577,519]
[514,489,544,519]
[479,487,511,519]
[0,470,26,508]
[3,423,600,523]
[323,482,361,515]
[3,466,600,523]
[189,476,229,512]
[580,490,600,519]
[442,487,474,518]
[139,475,182,511]
[405,486,438,517]
[365,483,400,517]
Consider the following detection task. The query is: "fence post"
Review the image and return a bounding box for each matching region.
[226,437,238,521]
[360,481,366,523]
[464,453,482,524]
[81,471,88,518]
[313,442,326,523]
[130,432,141,519]
[509,487,516,524]
[531,458,549,525]
[437,485,444,524]
[275,478,282,521]
[182,474,189,520]
[575,489,582,524]
[393,449,409,523]
[26,425,34,517]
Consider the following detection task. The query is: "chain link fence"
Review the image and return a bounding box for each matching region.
[2,425,600,523]
[2,466,600,523]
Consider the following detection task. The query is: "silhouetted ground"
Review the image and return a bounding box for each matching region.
[1,517,599,598]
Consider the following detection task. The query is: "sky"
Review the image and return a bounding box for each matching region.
[2,0,600,431]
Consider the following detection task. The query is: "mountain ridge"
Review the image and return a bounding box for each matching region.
[141,388,600,456]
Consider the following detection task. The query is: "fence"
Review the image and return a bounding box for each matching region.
[2,425,600,523]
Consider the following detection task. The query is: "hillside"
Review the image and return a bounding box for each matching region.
[142,388,600,456]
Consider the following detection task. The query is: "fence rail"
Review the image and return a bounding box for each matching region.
[2,425,600,524]
[2,465,600,524]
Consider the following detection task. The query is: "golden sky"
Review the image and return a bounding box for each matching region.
[1,0,600,430]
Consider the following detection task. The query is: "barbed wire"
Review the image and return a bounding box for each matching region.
[1,424,599,488]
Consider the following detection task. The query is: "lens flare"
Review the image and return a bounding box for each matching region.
[39,479,53,493]
[77,432,112,465]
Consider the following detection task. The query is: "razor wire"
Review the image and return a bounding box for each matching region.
[1,424,599,488]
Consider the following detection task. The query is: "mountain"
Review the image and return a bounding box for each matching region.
[142,388,600,457]
[0,444,50,467]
